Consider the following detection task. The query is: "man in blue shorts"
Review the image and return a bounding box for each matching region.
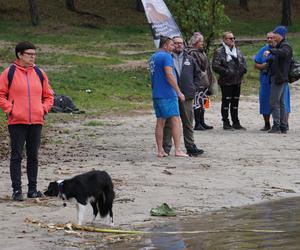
[149,36,188,157]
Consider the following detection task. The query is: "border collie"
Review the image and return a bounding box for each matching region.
[44,170,115,226]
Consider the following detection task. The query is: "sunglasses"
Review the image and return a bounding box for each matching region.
[226,37,235,41]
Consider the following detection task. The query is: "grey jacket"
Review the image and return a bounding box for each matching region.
[212,45,247,86]
[172,50,201,99]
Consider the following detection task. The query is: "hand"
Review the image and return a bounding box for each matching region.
[263,50,270,57]
[178,92,185,102]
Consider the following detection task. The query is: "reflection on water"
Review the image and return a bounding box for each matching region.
[112,197,300,250]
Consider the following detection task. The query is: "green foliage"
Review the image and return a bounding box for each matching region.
[166,0,230,51]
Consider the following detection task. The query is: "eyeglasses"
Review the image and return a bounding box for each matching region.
[226,37,235,40]
[173,42,184,45]
[267,37,273,39]
[23,52,36,56]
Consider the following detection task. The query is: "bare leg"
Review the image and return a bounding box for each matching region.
[170,116,188,157]
[155,118,168,157]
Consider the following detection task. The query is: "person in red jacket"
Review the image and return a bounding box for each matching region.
[0,41,54,201]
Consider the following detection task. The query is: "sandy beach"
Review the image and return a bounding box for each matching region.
[0,83,300,249]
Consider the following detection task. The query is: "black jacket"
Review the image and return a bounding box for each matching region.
[268,39,293,84]
[212,45,247,86]
[173,50,201,99]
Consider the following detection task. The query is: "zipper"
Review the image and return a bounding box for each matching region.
[26,72,32,124]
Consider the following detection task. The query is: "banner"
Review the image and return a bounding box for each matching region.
[141,0,182,48]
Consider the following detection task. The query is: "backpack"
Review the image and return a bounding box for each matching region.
[8,64,44,89]
[51,94,80,113]
[289,58,300,83]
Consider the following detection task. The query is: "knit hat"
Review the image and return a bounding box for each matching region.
[273,25,287,38]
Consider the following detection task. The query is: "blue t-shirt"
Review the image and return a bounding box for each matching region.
[149,51,177,99]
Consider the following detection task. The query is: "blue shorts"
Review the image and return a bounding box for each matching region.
[153,98,179,119]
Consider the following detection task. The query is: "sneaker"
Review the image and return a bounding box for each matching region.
[232,123,246,130]
[12,190,24,201]
[268,125,281,134]
[186,144,204,156]
[27,190,44,198]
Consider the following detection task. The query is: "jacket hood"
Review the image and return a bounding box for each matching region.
[14,60,36,72]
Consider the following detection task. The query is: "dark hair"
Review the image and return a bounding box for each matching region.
[159,36,172,48]
[15,41,36,59]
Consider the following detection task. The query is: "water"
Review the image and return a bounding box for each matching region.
[111,197,300,250]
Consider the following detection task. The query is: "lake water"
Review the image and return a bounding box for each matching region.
[111,197,300,249]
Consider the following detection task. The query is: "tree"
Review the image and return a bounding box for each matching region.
[28,0,39,25]
[64,0,106,23]
[166,0,229,51]
[239,0,249,11]
[136,0,144,12]
[281,0,292,26]
[65,0,76,12]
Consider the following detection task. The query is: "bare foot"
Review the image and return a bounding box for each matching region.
[157,151,169,157]
[175,150,188,157]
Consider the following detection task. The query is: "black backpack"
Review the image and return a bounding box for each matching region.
[51,94,81,113]
[8,64,44,89]
[289,58,300,83]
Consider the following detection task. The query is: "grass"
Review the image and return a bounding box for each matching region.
[0,1,300,117]
[84,120,122,126]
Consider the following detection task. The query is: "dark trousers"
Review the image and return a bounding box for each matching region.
[8,124,42,193]
[220,85,241,123]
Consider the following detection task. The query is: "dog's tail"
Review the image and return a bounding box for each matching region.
[98,178,115,219]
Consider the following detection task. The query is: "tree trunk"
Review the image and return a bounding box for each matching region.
[136,0,144,12]
[239,0,249,11]
[66,0,76,12]
[281,0,292,26]
[28,0,39,26]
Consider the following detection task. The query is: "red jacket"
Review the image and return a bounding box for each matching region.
[0,60,54,125]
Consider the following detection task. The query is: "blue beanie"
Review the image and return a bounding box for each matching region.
[273,25,287,38]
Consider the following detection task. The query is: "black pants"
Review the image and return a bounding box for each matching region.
[220,85,241,123]
[8,124,42,193]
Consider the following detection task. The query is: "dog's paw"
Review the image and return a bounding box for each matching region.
[109,222,115,227]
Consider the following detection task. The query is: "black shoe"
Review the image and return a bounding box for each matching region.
[186,144,204,156]
[260,124,271,131]
[27,190,44,198]
[12,190,24,201]
[163,145,171,155]
[232,123,246,130]
[268,125,281,134]
[223,121,233,130]
[201,122,214,130]
[281,129,287,134]
[194,124,206,131]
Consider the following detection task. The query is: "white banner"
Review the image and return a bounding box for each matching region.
[142,0,182,48]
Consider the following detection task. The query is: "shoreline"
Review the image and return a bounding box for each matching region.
[1,87,300,249]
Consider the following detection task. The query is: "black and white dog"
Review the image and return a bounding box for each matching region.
[44,170,115,226]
